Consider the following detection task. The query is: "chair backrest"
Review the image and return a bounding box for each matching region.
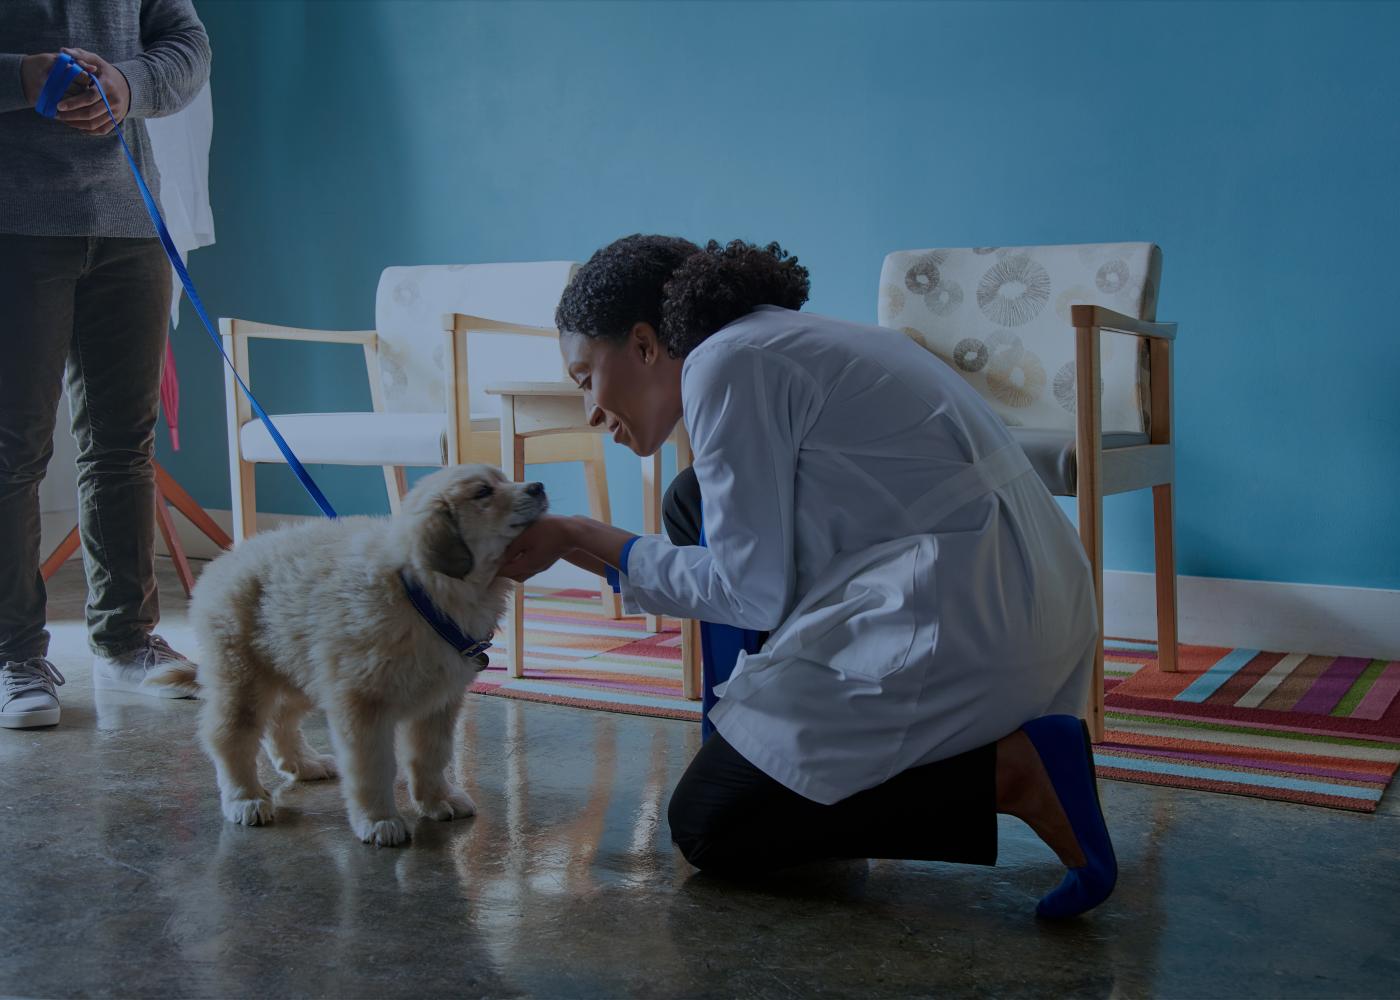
[374,261,579,416]
[878,243,1162,433]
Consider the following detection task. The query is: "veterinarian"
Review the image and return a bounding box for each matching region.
[0,0,211,730]
[497,234,1116,918]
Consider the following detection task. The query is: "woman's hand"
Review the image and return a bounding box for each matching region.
[497,515,580,582]
[53,48,130,133]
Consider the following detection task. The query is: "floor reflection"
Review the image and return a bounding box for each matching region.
[7,564,1400,999]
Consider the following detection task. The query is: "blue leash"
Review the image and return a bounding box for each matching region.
[37,54,334,517]
[38,54,490,664]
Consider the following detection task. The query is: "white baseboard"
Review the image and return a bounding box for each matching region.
[41,508,1400,658]
[1104,570,1400,660]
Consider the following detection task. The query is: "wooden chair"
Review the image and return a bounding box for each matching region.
[485,378,702,694]
[219,261,624,619]
[878,243,1179,741]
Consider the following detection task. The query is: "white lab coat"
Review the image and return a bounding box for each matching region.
[619,306,1097,804]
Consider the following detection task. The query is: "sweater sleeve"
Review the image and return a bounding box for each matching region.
[0,53,30,113]
[618,343,818,631]
[115,0,211,119]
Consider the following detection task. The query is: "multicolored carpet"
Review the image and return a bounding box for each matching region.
[470,589,1400,812]
[1101,642,1400,812]
[469,589,698,722]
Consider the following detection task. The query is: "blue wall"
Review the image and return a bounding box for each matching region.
[164,0,1400,589]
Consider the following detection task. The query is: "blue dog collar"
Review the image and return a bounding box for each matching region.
[399,570,492,666]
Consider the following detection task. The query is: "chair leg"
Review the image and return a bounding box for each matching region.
[1153,482,1180,673]
[382,465,407,516]
[584,440,624,620]
[681,619,701,701]
[500,400,527,678]
[230,458,257,543]
[223,329,256,544]
[1078,489,1106,744]
[154,494,196,598]
[155,463,232,550]
[641,451,664,634]
[41,525,82,581]
[672,427,700,700]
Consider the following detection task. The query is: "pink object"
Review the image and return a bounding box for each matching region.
[161,340,180,451]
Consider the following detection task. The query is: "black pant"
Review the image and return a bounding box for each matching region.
[0,235,170,660]
[661,467,999,875]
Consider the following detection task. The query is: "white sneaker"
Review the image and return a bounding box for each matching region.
[1,658,65,729]
[93,634,199,699]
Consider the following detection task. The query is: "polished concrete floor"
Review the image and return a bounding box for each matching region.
[4,559,1400,998]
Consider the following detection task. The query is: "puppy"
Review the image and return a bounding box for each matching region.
[188,464,546,846]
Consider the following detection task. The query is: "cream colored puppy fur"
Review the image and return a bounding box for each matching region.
[187,465,546,846]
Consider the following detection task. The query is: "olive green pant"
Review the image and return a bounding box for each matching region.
[0,233,170,661]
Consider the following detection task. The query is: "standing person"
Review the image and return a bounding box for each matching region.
[0,0,212,729]
[497,235,1115,918]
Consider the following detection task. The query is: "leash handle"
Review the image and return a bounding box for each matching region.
[35,52,84,118]
[36,54,338,519]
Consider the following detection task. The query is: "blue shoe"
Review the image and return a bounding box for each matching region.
[1021,714,1117,918]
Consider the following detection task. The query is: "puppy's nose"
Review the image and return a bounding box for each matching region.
[525,482,546,498]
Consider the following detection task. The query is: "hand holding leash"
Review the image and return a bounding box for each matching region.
[19,52,85,109]
[53,48,130,134]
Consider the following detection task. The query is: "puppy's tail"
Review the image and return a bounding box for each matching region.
[147,659,200,697]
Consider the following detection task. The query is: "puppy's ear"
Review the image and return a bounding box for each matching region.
[424,499,475,578]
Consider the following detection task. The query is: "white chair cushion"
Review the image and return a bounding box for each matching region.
[878,243,1162,434]
[238,412,487,467]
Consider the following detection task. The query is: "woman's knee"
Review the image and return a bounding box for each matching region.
[667,771,759,876]
[667,787,732,873]
[662,466,702,546]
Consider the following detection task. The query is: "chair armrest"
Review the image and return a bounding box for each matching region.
[218,317,377,347]
[1073,303,1177,463]
[484,381,582,396]
[442,312,558,338]
[440,315,563,461]
[218,319,385,438]
[1070,305,1176,341]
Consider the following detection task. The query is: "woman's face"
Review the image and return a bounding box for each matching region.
[560,325,684,457]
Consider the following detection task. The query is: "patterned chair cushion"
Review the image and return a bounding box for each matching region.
[878,243,1162,434]
[373,262,579,416]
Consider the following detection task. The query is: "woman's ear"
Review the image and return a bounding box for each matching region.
[630,321,661,365]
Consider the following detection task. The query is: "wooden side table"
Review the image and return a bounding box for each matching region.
[485,381,701,700]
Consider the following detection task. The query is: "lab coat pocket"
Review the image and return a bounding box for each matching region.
[764,535,935,684]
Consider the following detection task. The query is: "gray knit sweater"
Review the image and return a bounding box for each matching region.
[0,0,211,237]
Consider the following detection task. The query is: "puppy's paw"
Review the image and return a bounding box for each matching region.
[222,796,274,826]
[285,753,339,782]
[354,814,410,847]
[415,788,477,822]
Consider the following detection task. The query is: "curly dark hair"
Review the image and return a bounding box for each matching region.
[555,234,811,358]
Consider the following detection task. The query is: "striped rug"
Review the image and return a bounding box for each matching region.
[469,589,699,722]
[1101,642,1400,812]
[470,589,1400,813]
